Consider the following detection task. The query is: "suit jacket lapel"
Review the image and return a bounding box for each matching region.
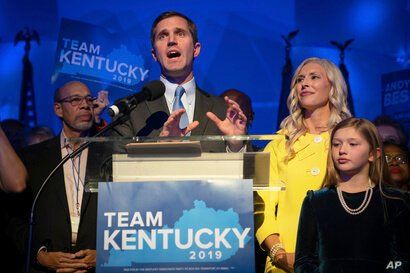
[144,96,169,137]
[146,96,169,116]
[192,88,213,136]
[48,137,70,220]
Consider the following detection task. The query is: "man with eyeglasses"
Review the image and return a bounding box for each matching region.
[55,85,109,133]
[19,80,111,272]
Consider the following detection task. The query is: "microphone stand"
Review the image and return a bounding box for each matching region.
[24,115,128,273]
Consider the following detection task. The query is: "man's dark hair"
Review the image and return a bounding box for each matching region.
[24,126,55,147]
[220,89,254,127]
[150,11,198,46]
[374,115,408,146]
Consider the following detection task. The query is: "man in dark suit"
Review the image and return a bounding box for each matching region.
[20,81,110,272]
[113,11,247,152]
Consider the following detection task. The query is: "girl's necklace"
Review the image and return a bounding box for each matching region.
[337,179,373,215]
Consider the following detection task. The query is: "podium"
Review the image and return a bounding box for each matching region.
[67,134,285,192]
[65,135,283,273]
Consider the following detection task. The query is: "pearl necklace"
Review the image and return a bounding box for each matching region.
[337,179,373,215]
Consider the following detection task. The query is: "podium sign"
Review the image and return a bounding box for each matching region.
[96,180,255,273]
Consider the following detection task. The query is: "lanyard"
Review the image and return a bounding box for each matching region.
[66,146,82,217]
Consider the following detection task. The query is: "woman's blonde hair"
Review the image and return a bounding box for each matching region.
[323,117,391,188]
[280,57,351,160]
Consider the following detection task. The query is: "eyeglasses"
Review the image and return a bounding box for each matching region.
[57,95,97,106]
[385,154,408,165]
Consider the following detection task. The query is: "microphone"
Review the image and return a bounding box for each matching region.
[108,80,165,117]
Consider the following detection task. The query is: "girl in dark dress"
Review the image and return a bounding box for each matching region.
[294,118,410,273]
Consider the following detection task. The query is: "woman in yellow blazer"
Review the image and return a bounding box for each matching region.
[256,57,351,273]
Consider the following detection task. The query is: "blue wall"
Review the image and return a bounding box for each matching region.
[0,0,408,134]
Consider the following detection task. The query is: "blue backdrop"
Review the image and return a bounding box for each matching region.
[0,0,409,134]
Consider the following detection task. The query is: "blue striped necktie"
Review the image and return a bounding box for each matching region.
[172,86,189,129]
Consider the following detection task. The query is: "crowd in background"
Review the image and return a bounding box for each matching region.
[0,10,409,273]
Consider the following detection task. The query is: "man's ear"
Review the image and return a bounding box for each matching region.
[54,103,63,118]
[369,147,381,162]
[193,42,201,58]
[151,48,158,61]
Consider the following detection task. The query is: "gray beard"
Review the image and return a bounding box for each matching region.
[66,120,93,134]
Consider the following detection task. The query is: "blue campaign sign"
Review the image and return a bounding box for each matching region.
[381,69,410,136]
[52,18,153,98]
[96,180,255,273]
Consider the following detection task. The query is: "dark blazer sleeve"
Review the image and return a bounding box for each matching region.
[111,88,228,152]
[110,96,169,154]
[192,88,227,152]
[294,191,320,273]
[389,191,410,272]
[20,139,64,264]
[111,96,169,138]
